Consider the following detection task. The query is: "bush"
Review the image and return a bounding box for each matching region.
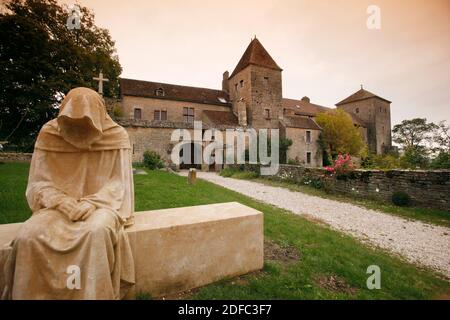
[362,153,401,169]
[300,176,324,189]
[287,158,300,165]
[232,171,260,179]
[400,147,429,169]
[391,191,411,207]
[220,167,260,179]
[430,152,450,169]
[143,150,164,170]
[325,154,354,176]
[220,167,237,177]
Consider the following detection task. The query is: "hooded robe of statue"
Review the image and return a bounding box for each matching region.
[1,87,135,300]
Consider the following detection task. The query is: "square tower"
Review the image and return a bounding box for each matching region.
[225,38,283,129]
[336,87,392,154]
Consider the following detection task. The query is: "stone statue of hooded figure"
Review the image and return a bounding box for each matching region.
[1,87,135,299]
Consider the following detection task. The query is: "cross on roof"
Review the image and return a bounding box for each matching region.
[93,71,109,95]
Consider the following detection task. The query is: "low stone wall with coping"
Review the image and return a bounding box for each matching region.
[229,164,450,211]
[0,153,33,163]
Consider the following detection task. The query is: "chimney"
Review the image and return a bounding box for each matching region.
[222,71,229,93]
[301,96,310,103]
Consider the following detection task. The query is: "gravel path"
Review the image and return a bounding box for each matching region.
[180,171,450,279]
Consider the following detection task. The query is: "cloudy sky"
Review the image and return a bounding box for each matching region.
[62,0,449,126]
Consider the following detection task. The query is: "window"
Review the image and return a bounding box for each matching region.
[155,88,165,96]
[235,83,238,92]
[134,108,142,120]
[355,108,359,114]
[265,109,270,119]
[380,107,382,112]
[240,80,244,87]
[183,107,194,123]
[306,130,311,143]
[306,152,312,164]
[154,110,168,121]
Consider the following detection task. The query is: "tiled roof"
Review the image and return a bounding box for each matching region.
[120,78,230,106]
[229,38,282,79]
[280,116,322,130]
[336,88,391,106]
[282,97,331,115]
[202,110,239,129]
[283,97,367,127]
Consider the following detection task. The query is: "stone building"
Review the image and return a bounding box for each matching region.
[114,37,392,168]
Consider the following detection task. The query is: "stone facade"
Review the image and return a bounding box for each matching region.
[283,127,322,167]
[114,37,393,169]
[121,96,230,124]
[336,90,392,154]
[228,65,283,130]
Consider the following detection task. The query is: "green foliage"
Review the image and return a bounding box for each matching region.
[431,121,450,153]
[0,0,122,150]
[279,138,293,164]
[430,152,450,169]
[399,147,429,169]
[392,118,437,150]
[143,150,164,170]
[219,167,236,177]
[135,292,152,300]
[362,153,401,169]
[220,166,260,179]
[392,191,411,207]
[322,150,333,167]
[300,176,324,189]
[287,158,300,165]
[112,104,124,118]
[316,109,366,157]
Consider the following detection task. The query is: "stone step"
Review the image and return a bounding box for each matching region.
[0,202,264,299]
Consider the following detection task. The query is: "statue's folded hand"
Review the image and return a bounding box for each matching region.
[69,201,96,222]
[57,198,78,220]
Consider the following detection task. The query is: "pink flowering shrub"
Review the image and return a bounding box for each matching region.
[325,154,354,176]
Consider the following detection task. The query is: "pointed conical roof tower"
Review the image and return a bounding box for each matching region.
[229,37,282,79]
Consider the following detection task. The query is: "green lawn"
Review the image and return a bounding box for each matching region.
[220,168,450,228]
[1,162,449,299]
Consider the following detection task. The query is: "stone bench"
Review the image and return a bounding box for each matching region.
[0,202,264,299]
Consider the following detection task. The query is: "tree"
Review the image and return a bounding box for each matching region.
[431,120,450,153]
[316,109,366,158]
[279,138,293,164]
[0,0,122,150]
[392,118,437,150]
[399,146,429,169]
[430,152,450,169]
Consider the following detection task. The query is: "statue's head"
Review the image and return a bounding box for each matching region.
[57,87,107,150]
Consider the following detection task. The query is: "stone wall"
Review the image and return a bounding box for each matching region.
[337,97,392,154]
[228,65,282,130]
[237,164,450,211]
[283,127,322,167]
[0,153,32,163]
